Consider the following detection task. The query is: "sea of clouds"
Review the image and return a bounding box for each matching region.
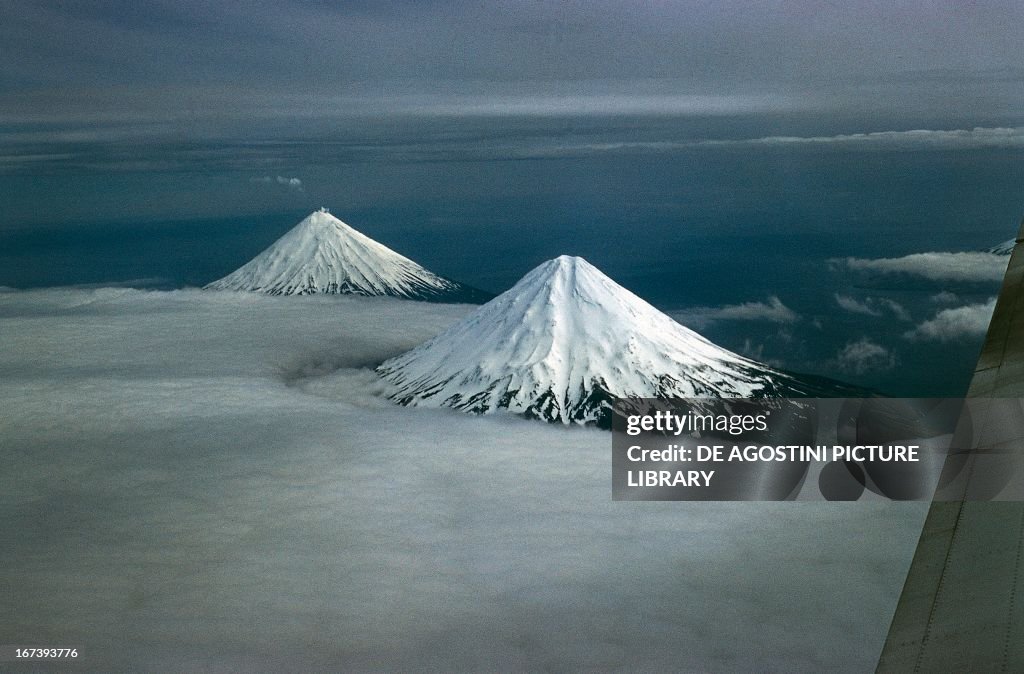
[0,288,928,672]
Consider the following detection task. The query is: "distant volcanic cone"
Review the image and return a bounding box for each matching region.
[206,209,491,302]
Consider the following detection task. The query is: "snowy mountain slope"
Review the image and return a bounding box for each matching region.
[205,209,492,302]
[986,239,1016,255]
[377,255,862,426]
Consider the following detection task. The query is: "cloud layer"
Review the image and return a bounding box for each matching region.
[0,287,925,671]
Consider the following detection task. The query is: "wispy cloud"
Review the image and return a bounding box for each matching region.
[834,294,910,321]
[736,337,788,369]
[930,291,960,304]
[834,251,1007,282]
[673,296,798,330]
[878,299,911,321]
[904,298,996,342]
[512,127,1024,159]
[834,337,898,375]
[834,294,881,317]
[414,93,804,117]
[252,175,304,192]
[699,127,1024,150]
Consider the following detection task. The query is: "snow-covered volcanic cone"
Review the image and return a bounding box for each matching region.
[378,255,859,425]
[206,209,491,302]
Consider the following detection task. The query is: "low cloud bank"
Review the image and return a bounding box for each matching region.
[0,288,925,672]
